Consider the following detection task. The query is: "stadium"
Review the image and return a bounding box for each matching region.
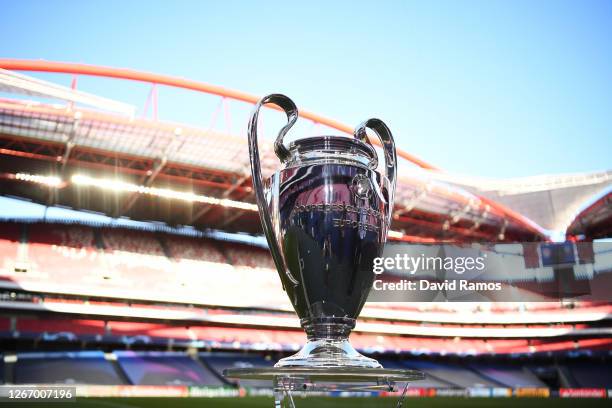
[0,55,610,407]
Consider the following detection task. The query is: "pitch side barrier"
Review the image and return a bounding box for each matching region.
[5,385,603,399]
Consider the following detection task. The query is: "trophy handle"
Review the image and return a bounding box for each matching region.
[248,94,299,286]
[354,119,397,227]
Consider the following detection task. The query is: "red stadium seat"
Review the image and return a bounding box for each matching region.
[0,223,23,274]
[27,224,106,281]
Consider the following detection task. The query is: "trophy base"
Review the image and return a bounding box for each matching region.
[275,317,382,368]
[224,366,424,408]
[274,338,382,368]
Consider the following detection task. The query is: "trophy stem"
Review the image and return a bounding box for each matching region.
[275,317,382,368]
[303,317,355,340]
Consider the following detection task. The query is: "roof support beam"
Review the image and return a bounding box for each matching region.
[219,208,247,228]
[189,173,251,224]
[118,156,167,216]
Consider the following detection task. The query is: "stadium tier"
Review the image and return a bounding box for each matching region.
[1,221,610,308]
[0,221,611,358]
[202,352,274,388]
[3,350,611,391]
[13,351,124,385]
[4,314,612,355]
[1,220,610,314]
[467,362,547,388]
[114,351,224,386]
[0,221,285,307]
[566,360,612,388]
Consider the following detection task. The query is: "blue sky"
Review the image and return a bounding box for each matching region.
[1,0,611,178]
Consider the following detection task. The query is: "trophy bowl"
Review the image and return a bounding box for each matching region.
[248,94,397,369]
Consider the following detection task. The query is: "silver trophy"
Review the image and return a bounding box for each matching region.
[226,94,421,406]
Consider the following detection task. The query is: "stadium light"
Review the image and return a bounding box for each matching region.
[14,172,62,187]
[388,230,404,239]
[71,174,258,211]
[13,172,407,237]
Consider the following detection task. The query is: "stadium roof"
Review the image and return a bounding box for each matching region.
[0,59,549,242]
[424,170,612,237]
[0,68,136,116]
[566,187,612,240]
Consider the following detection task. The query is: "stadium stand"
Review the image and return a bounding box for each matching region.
[16,318,106,339]
[100,228,170,286]
[469,363,547,388]
[201,352,274,388]
[5,347,612,391]
[164,234,226,263]
[402,360,502,388]
[2,221,610,315]
[378,359,454,388]
[566,360,612,388]
[13,351,125,385]
[26,223,103,280]
[0,222,21,254]
[114,351,225,386]
[0,222,23,274]
[6,313,612,356]
[224,241,276,270]
[101,228,165,256]
[0,220,610,390]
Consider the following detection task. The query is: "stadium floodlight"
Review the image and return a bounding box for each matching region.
[14,172,62,187]
[388,230,404,239]
[71,174,258,211]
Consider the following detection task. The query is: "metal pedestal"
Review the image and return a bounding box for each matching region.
[225,367,423,408]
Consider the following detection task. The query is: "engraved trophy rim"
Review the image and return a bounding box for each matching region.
[287,135,378,169]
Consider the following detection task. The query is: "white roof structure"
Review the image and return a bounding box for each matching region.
[426,170,612,235]
[0,68,135,117]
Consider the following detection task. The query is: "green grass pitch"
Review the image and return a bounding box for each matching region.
[3,397,611,408]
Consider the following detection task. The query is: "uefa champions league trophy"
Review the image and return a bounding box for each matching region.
[225,94,422,407]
